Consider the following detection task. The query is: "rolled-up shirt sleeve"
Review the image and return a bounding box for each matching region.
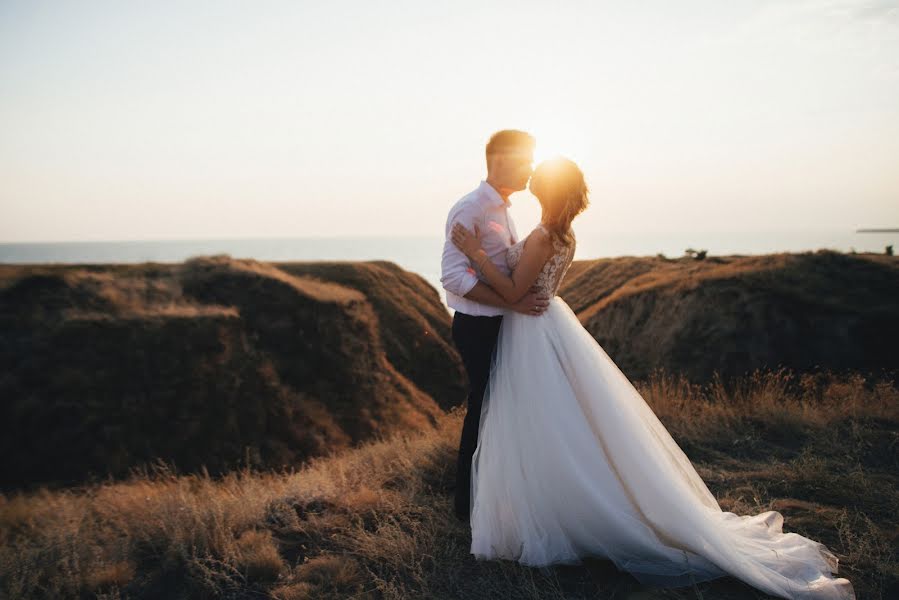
[440,201,481,297]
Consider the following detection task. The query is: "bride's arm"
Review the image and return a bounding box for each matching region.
[451,223,553,304]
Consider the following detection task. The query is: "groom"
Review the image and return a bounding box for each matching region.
[441,129,549,521]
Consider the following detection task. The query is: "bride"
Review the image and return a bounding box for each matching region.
[449,157,856,600]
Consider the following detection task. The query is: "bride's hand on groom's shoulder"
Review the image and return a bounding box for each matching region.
[451,222,483,259]
[510,286,550,317]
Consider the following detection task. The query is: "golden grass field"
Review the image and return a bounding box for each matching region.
[1,369,896,600]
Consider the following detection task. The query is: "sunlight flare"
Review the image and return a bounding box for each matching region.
[527,118,592,168]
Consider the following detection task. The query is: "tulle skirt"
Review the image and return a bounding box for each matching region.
[469,297,855,600]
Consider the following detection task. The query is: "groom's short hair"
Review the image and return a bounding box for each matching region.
[486,130,535,159]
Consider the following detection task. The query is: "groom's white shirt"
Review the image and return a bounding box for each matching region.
[441,180,519,316]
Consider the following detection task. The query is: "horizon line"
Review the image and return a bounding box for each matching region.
[3,227,894,245]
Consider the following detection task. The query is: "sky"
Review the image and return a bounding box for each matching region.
[1,0,898,242]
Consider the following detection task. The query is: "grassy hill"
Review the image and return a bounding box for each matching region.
[559,250,899,382]
[1,370,895,600]
[0,256,463,490]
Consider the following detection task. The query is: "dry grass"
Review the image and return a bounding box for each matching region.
[181,254,367,305]
[1,370,896,599]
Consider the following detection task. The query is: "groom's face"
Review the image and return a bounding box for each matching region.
[502,150,535,192]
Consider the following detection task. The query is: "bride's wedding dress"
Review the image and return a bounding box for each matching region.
[469,225,855,600]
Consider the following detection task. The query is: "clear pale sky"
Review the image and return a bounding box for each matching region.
[1,0,898,242]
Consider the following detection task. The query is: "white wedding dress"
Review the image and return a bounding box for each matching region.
[469,225,855,600]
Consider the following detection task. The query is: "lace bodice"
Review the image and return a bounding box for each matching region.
[507,224,576,297]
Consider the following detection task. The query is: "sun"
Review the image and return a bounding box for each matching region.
[503,117,595,232]
[526,119,592,168]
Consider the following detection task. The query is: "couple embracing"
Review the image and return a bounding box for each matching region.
[438,130,854,600]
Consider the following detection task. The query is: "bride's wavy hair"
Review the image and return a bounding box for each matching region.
[528,157,589,246]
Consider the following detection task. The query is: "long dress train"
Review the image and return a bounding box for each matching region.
[469,226,855,600]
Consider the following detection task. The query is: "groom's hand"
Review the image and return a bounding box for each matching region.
[510,286,550,316]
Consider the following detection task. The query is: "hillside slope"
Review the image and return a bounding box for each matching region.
[559,250,899,381]
[0,256,462,490]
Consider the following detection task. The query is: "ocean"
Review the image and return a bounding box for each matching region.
[1,230,896,305]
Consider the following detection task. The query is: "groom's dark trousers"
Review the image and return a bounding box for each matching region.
[452,311,503,520]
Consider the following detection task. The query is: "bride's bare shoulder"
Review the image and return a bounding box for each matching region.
[533,225,552,240]
[521,226,554,261]
[525,225,551,245]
